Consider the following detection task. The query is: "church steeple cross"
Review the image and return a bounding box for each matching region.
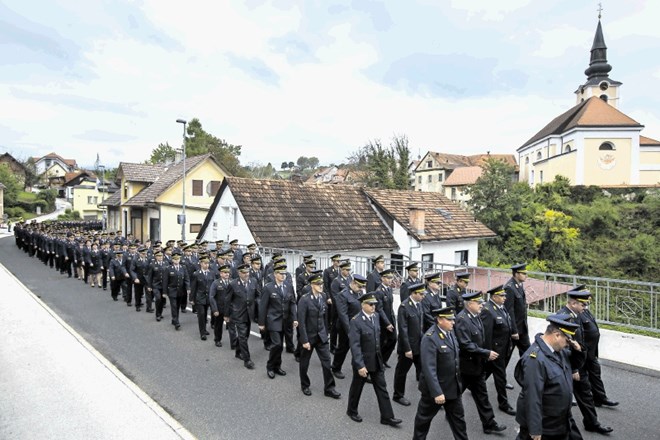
[597,3,603,20]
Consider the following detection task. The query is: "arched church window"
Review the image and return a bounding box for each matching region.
[564,145,571,153]
[600,94,608,103]
[599,142,615,151]
[536,151,542,161]
[525,157,529,164]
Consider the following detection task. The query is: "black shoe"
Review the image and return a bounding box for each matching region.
[499,405,516,416]
[483,422,507,434]
[127,302,132,307]
[156,316,162,321]
[175,324,181,330]
[595,399,619,407]
[235,352,244,360]
[302,387,312,396]
[181,309,187,313]
[347,413,362,423]
[267,370,275,379]
[274,368,286,376]
[136,307,141,312]
[146,308,154,313]
[332,370,345,379]
[285,348,295,354]
[103,288,107,290]
[204,330,210,335]
[585,425,614,434]
[393,396,411,406]
[201,335,207,341]
[506,383,514,390]
[264,345,271,351]
[295,356,300,363]
[380,417,402,427]
[244,361,255,370]
[324,389,341,399]
[112,297,118,301]
[215,341,222,347]
[383,362,391,369]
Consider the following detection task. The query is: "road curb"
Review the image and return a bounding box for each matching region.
[0,262,197,440]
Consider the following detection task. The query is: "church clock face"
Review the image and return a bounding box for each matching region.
[598,154,616,170]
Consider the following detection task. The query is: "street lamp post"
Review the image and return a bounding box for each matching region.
[176,118,187,242]
[98,164,106,229]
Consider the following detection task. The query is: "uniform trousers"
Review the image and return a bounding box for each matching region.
[393,353,421,399]
[461,372,496,428]
[573,368,599,429]
[234,320,251,361]
[413,395,467,440]
[118,279,130,303]
[101,268,108,289]
[485,356,511,407]
[169,295,181,325]
[134,283,144,307]
[154,289,165,318]
[299,336,335,391]
[284,317,295,352]
[585,357,608,403]
[195,304,209,336]
[347,368,394,420]
[267,330,285,371]
[507,332,531,363]
[331,328,350,372]
[380,328,397,364]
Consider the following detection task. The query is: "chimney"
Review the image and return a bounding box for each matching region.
[409,208,425,235]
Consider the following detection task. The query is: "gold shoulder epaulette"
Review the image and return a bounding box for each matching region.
[530,351,537,358]
[425,331,433,336]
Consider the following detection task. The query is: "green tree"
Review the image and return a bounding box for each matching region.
[21,157,40,189]
[147,142,177,164]
[0,163,21,206]
[36,188,58,212]
[347,135,411,189]
[184,118,247,177]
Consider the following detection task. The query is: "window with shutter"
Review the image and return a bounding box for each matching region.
[192,180,203,196]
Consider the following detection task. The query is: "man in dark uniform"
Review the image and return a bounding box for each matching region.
[455,290,507,434]
[373,268,397,367]
[146,250,167,321]
[323,254,341,351]
[481,285,516,415]
[259,263,298,379]
[130,247,151,312]
[162,251,190,330]
[331,274,365,379]
[366,255,385,293]
[504,263,531,362]
[294,254,313,279]
[346,293,401,427]
[109,249,130,302]
[224,263,257,369]
[229,239,243,265]
[412,306,467,440]
[190,255,214,340]
[209,265,233,347]
[557,288,614,435]
[297,273,341,398]
[323,254,341,293]
[330,260,352,353]
[249,256,269,350]
[296,258,316,299]
[446,271,470,314]
[421,272,445,331]
[515,314,586,440]
[399,262,422,303]
[393,282,426,407]
[571,286,618,409]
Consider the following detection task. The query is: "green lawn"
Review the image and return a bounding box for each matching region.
[17,191,37,202]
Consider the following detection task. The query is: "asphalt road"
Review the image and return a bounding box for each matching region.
[2,237,659,439]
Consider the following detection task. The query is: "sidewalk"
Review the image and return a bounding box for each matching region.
[0,262,195,440]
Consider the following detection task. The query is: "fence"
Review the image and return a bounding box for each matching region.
[252,245,660,334]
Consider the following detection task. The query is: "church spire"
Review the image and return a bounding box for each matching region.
[584,19,612,80]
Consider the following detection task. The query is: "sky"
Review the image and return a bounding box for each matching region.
[1,0,659,170]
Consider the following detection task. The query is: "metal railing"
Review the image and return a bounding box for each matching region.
[252,246,659,334]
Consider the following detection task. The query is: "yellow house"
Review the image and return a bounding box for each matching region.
[518,19,660,188]
[71,183,104,220]
[106,154,229,243]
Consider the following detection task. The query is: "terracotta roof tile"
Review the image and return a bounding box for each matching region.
[124,154,213,206]
[640,135,660,146]
[443,166,483,186]
[364,189,495,242]
[221,177,398,252]
[520,97,642,150]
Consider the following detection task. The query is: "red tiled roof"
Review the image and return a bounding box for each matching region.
[443,166,483,186]
[640,135,660,146]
